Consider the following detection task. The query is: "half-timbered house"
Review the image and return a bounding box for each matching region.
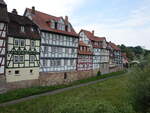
[24,7,79,72]
[0,0,8,77]
[108,42,123,71]
[77,41,93,71]
[79,30,109,74]
[5,9,40,82]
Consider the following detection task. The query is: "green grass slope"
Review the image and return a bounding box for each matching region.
[0,72,135,113]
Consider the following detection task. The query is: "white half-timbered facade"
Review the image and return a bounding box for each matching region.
[5,10,40,82]
[108,42,123,70]
[79,30,109,73]
[0,0,8,76]
[77,41,93,71]
[24,7,79,72]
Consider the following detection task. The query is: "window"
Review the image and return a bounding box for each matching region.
[14,55,19,63]
[70,60,74,65]
[20,40,25,47]
[30,69,33,74]
[14,39,19,46]
[65,48,69,54]
[31,27,34,32]
[58,47,62,53]
[55,22,57,29]
[19,55,24,63]
[31,40,35,49]
[14,55,24,63]
[50,60,54,66]
[51,47,57,53]
[15,70,20,75]
[65,25,68,31]
[71,48,75,53]
[43,59,47,67]
[21,26,25,33]
[64,60,68,65]
[30,55,35,62]
[51,20,55,29]
[44,46,48,53]
[57,60,61,66]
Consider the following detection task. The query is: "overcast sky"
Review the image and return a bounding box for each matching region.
[5,0,150,49]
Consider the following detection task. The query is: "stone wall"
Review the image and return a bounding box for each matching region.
[6,79,39,90]
[109,66,123,73]
[39,69,99,86]
[5,69,100,90]
[4,67,123,91]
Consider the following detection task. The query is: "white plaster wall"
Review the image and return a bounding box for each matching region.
[6,67,39,82]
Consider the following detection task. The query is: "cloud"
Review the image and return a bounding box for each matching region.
[4,0,150,49]
[5,0,85,16]
[73,0,150,49]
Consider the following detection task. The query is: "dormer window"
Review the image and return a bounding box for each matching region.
[68,24,71,32]
[51,20,55,29]
[65,25,68,31]
[21,26,25,33]
[55,22,57,29]
[31,27,34,32]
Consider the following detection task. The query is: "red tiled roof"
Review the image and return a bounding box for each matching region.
[108,42,121,51]
[80,29,106,42]
[25,8,78,37]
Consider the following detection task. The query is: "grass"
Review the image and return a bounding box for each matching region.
[0,70,126,104]
[0,70,133,113]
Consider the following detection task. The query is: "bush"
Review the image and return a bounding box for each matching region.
[128,57,150,113]
[97,71,101,76]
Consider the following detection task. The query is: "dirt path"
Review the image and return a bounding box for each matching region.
[0,74,125,107]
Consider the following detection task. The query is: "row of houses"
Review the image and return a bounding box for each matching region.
[0,0,128,86]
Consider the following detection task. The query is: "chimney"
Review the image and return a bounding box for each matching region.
[31,6,35,14]
[65,16,68,22]
[92,30,94,35]
[12,9,18,15]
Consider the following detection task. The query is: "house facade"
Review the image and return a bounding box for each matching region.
[0,0,8,77]
[24,7,79,72]
[108,42,123,71]
[5,9,40,82]
[77,41,93,71]
[79,30,109,74]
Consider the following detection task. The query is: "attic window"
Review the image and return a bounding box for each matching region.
[21,26,25,33]
[55,22,58,29]
[65,25,68,31]
[31,27,34,32]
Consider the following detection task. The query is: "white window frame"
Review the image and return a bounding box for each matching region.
[21,26,25,33]
[20,39,25,47]
[31,40,35,49]
[30,55,35,62]
[19,55,24,63]
[14,39,19,47]
[14,55,19,63]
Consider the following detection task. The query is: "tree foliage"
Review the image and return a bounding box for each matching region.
[118,44,149,61]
